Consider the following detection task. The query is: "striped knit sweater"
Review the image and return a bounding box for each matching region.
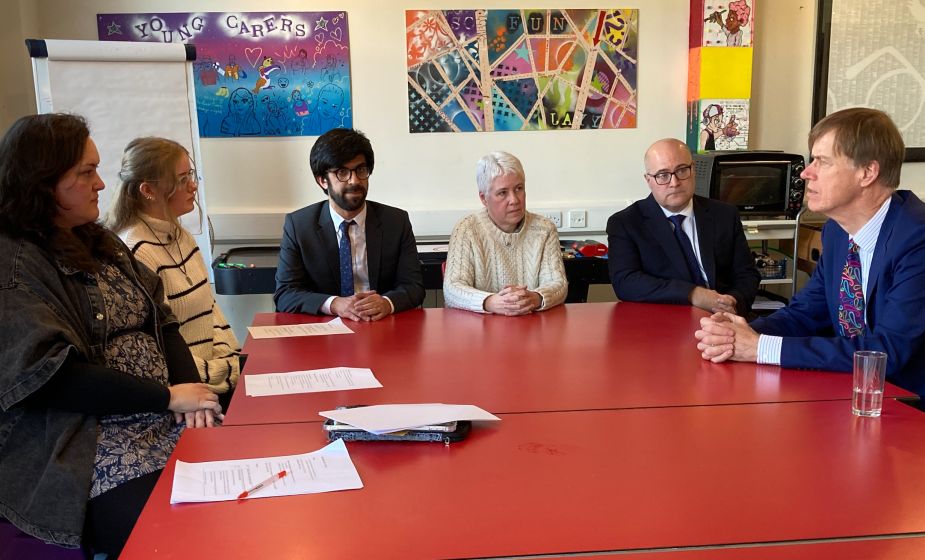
[443,209,568,312]
[120,215,241,394]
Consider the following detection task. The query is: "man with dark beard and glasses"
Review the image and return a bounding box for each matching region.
[274,128,424,320]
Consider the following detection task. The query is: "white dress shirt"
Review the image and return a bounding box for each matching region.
[321,204,394,315]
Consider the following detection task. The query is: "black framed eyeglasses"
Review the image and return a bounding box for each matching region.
[330,164,370,182]
[646,165,692,185]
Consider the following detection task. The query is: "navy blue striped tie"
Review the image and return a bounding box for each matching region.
[667,214,706,287]
[338,220,355,297]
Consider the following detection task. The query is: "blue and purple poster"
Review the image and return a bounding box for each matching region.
[98,12,353,138]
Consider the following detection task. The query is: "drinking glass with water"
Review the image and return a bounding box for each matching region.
[852,351,887,417]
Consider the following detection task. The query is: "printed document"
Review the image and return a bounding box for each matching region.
[247,317,354,339]
[170,439,363,504]
[319,404,501,435]
[245,367,382,397]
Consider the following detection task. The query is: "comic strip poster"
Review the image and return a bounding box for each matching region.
[406,9,638,133]
[699,1,754,47]
[97,12,352,138]
[687,99,749,152]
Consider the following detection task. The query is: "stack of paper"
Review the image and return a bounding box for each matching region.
[247,317,354,339]
[319,404,500,435]
[245,367,382,397]
[170,439,362,504]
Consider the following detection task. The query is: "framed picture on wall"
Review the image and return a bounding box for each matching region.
[812,0,925,162]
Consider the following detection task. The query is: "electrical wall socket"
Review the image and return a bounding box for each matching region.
[541,211,562,228]
[568,209,588,228]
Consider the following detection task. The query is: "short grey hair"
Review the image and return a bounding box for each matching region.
[476,151,525,196]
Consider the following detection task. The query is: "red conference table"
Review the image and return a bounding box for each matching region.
[592,537,925,559]
[123,399,925,559]
[225,302,914,426]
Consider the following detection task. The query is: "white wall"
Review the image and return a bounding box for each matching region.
[14,0,925,242]
[0,1,39,129]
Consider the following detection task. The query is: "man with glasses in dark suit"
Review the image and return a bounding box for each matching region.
[606,138,760,315]
[274,128,424,320]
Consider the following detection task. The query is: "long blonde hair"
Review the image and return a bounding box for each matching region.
[107,137,201,234]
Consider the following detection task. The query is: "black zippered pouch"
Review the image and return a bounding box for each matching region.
[323,418,471,444]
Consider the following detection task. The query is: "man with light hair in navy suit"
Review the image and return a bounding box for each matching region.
[696,108,925,400]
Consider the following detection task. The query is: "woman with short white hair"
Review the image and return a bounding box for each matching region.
[443,151,567,315]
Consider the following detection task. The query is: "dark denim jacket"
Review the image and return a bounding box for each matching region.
[0,230,175,547]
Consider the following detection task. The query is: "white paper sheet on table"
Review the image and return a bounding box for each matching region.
[245,367,382,397]
[247,317,354,339]
[319,404,501,435]
[169,439,363,504]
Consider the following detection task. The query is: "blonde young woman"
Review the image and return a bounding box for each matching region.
[108,137,241,410]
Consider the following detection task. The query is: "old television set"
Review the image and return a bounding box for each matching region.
[692,151,805,219]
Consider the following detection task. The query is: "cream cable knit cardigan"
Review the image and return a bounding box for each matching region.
[443,209,567,312]
[120,216,241,394]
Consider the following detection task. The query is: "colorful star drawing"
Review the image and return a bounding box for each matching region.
[107,21,122,36]
[315,17,329,31]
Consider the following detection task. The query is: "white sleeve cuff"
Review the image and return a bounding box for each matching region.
[757,334,783,365]
[321,296,337,315]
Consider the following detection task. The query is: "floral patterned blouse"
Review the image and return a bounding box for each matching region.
[90,263,182,498]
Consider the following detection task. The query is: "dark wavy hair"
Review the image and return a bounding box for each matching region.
[0,113,117,270]
[309,128,374,190]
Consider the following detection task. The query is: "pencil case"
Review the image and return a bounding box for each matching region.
[323,419,471,444]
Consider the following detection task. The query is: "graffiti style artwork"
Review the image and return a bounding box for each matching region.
[700,1,754,47]
[406,9,638,133]
[97,12,352,138]
[691,99,749,151]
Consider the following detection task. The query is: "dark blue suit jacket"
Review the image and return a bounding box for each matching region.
[274,200,425,315]
[607,194,761,315]
[751,190,925,398]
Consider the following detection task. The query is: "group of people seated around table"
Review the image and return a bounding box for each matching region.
[274,107,925,400]
[0,106,923,557]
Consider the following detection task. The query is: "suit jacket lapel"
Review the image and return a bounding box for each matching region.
[828,223,849,308]
[317,202,340,287]
[693,198,716,288]
[641,194,691,281]
[365,203,382,290]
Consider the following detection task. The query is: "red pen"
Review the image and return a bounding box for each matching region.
[237,470,287,500]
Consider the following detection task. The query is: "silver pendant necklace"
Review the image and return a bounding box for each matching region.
[139,218,193,286]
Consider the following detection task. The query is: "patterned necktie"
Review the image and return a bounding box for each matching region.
[338,220,355,297]
[667,214,706,287]
[837,240,865,337]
